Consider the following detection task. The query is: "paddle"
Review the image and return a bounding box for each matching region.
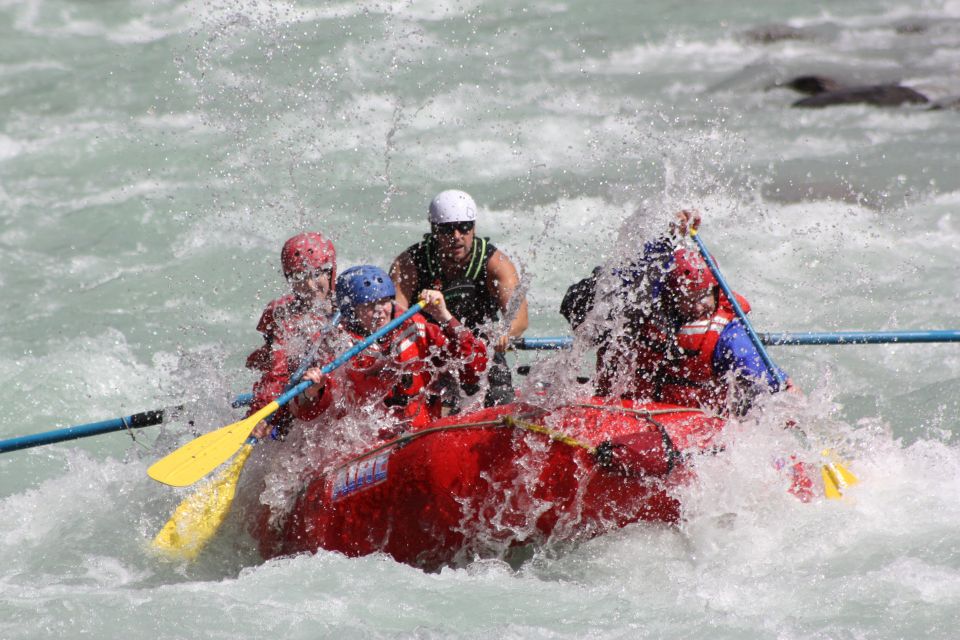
[0,408,171,454]
[513,329,960,350]
[689,229,858,499]
[0,391,256,455]
[151,441,254,561]
[285,311,342,392]
[760,329,960,345]
[10,310,344,456]
[152,311,346,560]
[689,229,786,389]
[148,301,426,488]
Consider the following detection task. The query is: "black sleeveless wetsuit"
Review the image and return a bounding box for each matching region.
[405,234,514,406]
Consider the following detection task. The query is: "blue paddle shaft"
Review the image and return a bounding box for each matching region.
[510,329,960,351]
[1,310,356,456]
[0,389,254,455]
[690,231,787,390]
[514,330,960,351]
[761,330,960,345]
[231,393,253,407]
[515,337,574,349]
[0,409,168,454]
[285,311,341,391]
[270,302,424,410]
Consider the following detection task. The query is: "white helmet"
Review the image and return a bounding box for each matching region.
[428,190,477,224]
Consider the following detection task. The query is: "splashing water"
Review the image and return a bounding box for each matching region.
[2,0,959,637]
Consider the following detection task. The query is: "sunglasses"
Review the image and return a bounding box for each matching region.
[433,221,475,235]
[288,267,333,283]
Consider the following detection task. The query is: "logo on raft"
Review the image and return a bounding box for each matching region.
[331,452,390,501]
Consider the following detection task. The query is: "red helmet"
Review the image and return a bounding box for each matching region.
[281,232,337,282]
[668,249,717,295]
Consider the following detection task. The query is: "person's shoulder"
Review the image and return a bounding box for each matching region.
[486,246,518,274]
[392,247,417,270]
[399,235,430,259]
[718,292,751,316]
[406,306,427,324]
[714,319,755,359]
[718,317,744,337]
[560,268,601,329]
[391,239,428,280]
[397,310,436,347]
[264,293,295,312]
[257,293,296,328]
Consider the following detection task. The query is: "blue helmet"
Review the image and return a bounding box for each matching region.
[335,265,397,318]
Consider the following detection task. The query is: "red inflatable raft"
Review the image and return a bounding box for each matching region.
[252,397,729,569]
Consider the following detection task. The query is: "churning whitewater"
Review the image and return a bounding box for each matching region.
[1,0,959,638]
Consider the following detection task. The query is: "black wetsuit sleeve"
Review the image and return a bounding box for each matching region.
[560,266,602,329]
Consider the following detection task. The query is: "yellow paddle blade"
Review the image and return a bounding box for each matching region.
[820,449,859,500]
[151,443,254,561]
[833,461,859,487]
[148,400,278,487]
[822,464,843,500]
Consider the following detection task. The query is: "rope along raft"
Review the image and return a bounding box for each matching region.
[322,405,704,482]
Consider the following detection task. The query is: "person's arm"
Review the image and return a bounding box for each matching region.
[714,321,790,392]
[249,340,290,414]
[247,337,295,438]
[485,249,528,351]
[669,209,701,239]
[389,251,419,310]
[425,318,490,387]
[420,289,489,385]
[622,209,702,302]
[712,320,791,416]
[245,343,272,371]
[245,299,283,370]
[289,367,337,421]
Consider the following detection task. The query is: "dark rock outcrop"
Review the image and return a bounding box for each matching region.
[779,74,930,108]
[793,84,930,108]
[782,75,844,96]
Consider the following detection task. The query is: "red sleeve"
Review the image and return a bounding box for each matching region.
[720,291,751,315]
[289,376,339,421]
[425,317,488,386]
[248,341,291,415]
[256,296,293,336]
[287,336,351,421]
[246,297,289,370]
[245,344,271,371]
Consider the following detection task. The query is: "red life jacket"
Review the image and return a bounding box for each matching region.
[245,294,330,371]
[245,295,334,426]
[293,306,488,430]
[659,293,750,411]
[344,312,437,428]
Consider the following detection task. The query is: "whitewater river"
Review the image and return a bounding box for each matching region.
[1,1,959,638]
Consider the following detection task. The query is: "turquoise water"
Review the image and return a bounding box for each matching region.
[2,1,959,637]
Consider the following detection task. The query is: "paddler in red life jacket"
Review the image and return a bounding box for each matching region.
[290,265,489,432]
[389,190,528,407]
[656,248,792,415]
[568,211,700,400]
[246,232,337,438]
